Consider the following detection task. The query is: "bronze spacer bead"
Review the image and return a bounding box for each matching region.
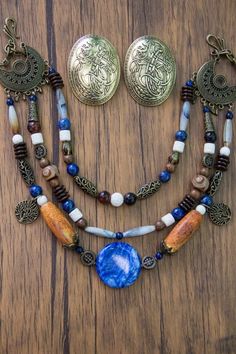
[76,218,88,229]
[49,177,60,188]
[155,220,166,231]
[39,158,50,168]
[63,155,73,164]
[166,163,175,173]
[190,189,201,200]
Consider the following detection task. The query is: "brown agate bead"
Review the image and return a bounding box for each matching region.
[166,163,175,173]
[63,155,73,164]
[27,120,41,134]
[76,218,88,229]
[192,174,209,192]
[98,191,110,204]
[155,220,166,231]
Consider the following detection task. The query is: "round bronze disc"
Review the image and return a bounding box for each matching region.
[124,36,176,106]
[209,203,231,226]
[68,35,120,105]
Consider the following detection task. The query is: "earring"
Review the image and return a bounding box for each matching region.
[68,35,120,105]
[124,35,176,106]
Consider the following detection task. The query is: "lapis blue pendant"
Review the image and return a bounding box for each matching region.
[96,242,142,288]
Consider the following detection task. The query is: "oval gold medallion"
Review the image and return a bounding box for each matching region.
[124,36,176,106]
[68,35,120,105]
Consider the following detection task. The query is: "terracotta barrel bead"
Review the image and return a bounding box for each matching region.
[162,210,203,254]
[40,202,75,245]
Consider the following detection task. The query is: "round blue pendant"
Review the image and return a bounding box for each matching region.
[96,242,142,288]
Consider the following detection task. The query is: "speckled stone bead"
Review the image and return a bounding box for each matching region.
[63,155,73,164]
[124,192,137,205]
[98,191,110,204]
[155,220,166,231]
[166,163,175,173]
[27,120,41,134]
[96,242,142,288]
[76,218,88,229]
[168,152,179,165]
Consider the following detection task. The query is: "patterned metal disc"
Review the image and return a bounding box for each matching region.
[209,203,231,226]
[0,46,47,98]
[124,36,176,106]
[34,144,47,159]
[80,250,96,266]
[142,256,156,269]
[68,35,120,105]
[15,199,40,224]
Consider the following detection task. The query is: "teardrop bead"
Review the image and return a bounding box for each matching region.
[223,119,232,145]
[40,201,76,245]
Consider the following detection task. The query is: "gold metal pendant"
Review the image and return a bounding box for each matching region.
[195,34,236,114]
[0,18,48,100]
[15,199,40,224]
[208,203,231,226]
[124,36,176,106]
[68,35,120,105]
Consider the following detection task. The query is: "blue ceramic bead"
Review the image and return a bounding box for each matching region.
[159,170,171,183]
[67,163,79,176]
[155,251,163,260]
[29,184,42,197]
[226,111,234,119]
[6,97,14,106]
[186,80,193,87]
[115,232,123,240]
[29,95,37,102]
[96,242,142,288]
[200,194,213,206]
[203,106,210,113]
[62,199,75,213]
[58,118,71,130]
[175,130,187,142]
[171,207,185,220]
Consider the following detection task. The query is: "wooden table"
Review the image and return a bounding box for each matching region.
[0,1,235,353]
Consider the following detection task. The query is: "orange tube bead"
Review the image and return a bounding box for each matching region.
[40,202,76,245]
[162,210,203,254]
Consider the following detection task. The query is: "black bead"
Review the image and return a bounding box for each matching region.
[204,131,217,143]
[124,192,137,205]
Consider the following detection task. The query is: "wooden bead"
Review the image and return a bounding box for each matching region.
[166,163,175,173]
[63,155,73,164]
[49,177,60,188]
[76,217,88,229]
[39,158,50,168]
[40,202,75,245]
[190,188,201,200]
[155,220,166,231]
[200,167,210,177]
[162,210,203,254]
[192,174,209,192]
[42,165,59,181]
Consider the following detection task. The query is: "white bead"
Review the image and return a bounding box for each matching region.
[161,213,175,227]
[8,105,19,133]
[220,146,230,157]
[110,192,124,207]
[204,143,215,154]
[173,140,185,153]
[37,195,48,206]
[12,134,23,144]
[69,208,83,222]
[195,204,206,215]
[224,118,232,145]
[31,132,44,145]
[56,89,68,119]
[59,130,71,141]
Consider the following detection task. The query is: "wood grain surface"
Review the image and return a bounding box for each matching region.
[0,1,235,353]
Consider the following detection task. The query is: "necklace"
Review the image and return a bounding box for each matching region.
[1,18,234,288]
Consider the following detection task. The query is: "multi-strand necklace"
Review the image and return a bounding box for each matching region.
[0,18,234,288]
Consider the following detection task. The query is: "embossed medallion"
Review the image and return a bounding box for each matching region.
[209,203,231,226]
[15,199,39,224]
[124,36,176,106]
[68,35,120,105]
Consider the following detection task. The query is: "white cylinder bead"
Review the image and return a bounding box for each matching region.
[223,119,232,145]
[195,204,206,215]
[8,105,19,134]
[37,195,48,206]
[173,140,185,153]
[204,143,215,154]
[12,134,23,145]
[220,146,230,157]
[161,213,175,227]
[31,132,44,145]
[110,192,124,207]
[56,89,68,119]
[59,130,71,141]
[69,208,83,222]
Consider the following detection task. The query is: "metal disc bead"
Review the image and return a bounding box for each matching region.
[142,256,156,270]
[80,250,96,266]
[202,154,214,168]
[34,144,47,159]
[209,203,231,226]
[15,199,40,224]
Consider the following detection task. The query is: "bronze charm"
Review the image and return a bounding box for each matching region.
[15,199,39,224]
[209,203,231,226]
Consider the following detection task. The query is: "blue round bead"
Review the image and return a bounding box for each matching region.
[58,118,71,130]
[29,184,42,197]
[29,95,37,102]
[226,111,234,119]
[75,246,84,254]
[67,163,79,176]
[6,97,14,106]
[96,242,142,288]
[200,194,213,206]
[159,170,171,183]
[175,130,187,142]
[155,251,164,260]
[171,207,185,220]
[186,80,193,87]
[115,232,123,240]
[62,199,75,213]
[204,131,217,143]
[49,67,56,74]
[203,106,210,113]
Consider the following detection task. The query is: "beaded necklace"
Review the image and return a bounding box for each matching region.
[0,18,234,288]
